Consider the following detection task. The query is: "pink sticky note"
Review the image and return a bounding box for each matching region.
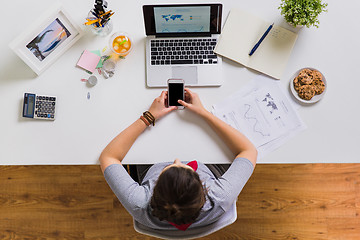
[76,50,101,73]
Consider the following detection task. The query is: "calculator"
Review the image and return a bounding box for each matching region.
[22,93,56,120]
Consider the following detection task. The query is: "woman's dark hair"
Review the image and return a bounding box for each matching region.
[150,166,206,225]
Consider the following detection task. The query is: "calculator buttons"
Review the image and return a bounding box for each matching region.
[32,94,56,121]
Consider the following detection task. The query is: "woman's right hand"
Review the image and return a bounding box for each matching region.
[149,91,177,120]
[178,88,208,116]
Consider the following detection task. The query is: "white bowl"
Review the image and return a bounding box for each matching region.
[289,67,327,104]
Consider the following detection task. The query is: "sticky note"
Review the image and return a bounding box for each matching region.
[76,50,101,74]
[91,50,103,69]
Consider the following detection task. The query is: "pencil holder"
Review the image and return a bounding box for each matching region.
[87,11,113,37]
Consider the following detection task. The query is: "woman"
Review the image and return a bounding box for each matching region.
[100,89,257,231]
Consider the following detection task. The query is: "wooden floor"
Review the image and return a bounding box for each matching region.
[0,164,359,240]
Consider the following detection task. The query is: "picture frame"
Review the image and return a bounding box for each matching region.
[9,3,83,75]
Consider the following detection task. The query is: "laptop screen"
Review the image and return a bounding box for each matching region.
[143,4,222,37]
[153,6,211,34]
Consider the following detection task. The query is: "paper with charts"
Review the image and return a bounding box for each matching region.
[212,76,306,159]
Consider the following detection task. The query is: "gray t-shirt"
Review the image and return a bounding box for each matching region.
[104,157,253,230]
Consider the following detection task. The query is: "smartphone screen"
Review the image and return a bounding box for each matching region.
[168,81,184,107]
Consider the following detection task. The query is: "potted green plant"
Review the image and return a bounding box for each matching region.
[279,0,328,28]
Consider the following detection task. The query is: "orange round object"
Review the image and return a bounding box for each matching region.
[111,35,132,56]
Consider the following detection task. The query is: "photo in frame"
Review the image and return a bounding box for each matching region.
[9,3,83,75]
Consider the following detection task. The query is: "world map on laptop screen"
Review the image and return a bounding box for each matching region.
[154,6,210,33]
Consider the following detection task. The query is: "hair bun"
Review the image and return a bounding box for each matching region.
[165,203,181,216]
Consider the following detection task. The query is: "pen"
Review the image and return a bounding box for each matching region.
[100,10,111,17]
[84,18,100,25]
[249,23,274,56]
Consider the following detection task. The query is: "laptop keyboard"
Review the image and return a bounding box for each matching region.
[150,38,218,65]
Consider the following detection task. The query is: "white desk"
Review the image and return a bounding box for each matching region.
[1,0,359,165]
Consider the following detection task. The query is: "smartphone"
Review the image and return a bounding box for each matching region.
[167,79,185,109]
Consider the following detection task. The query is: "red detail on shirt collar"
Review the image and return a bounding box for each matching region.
[168,160,198,231]
[186,160,198,171]
[169,222,192,231]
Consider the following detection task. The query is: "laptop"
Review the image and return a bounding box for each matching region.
[143,3,223,87]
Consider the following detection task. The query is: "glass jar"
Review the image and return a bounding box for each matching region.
[87,11,113,37]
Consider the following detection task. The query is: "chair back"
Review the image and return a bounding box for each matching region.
[133,201,237,240]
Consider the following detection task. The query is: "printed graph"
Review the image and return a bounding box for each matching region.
[243,104,270,137]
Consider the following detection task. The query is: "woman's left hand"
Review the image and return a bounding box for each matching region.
[148,91,177,120]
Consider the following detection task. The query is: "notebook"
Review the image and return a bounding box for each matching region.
[214,8,298,79]
[143,4,223,87]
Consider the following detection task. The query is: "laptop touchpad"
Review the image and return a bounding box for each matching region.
[172,66,198,85]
